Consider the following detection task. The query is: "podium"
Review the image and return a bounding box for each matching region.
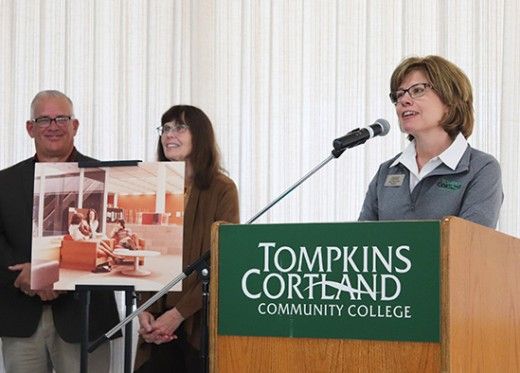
[209,217,520,372]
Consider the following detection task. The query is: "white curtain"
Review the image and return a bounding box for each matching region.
[1,1,519,371]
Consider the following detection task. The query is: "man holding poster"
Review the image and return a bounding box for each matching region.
[0,90,119,373]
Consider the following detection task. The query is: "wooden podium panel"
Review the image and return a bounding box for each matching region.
[210,217,520,372]
[441,217,520,372]
[211,337,439,372]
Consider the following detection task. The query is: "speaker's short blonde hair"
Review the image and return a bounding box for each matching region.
[390,55,474,140]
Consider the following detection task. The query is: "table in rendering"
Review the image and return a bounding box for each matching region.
[113,249,160,276]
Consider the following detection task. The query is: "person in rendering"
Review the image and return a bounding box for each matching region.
[68,212,117,262]
[110,218,141,250]
[359,55,503,228]
[68,212,92,240]
[0,90,120,373]
[134,105,240,372]
[86,208,100,234]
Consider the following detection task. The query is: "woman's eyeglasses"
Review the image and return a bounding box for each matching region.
[389,83,433,105]
[156,122,189,136]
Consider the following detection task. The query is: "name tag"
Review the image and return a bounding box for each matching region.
[384,174,405,187]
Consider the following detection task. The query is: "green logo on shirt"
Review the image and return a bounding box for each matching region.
[437,178,461,191]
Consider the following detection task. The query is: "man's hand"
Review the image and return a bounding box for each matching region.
[8,263,63,300]
[35,290,62,301]
[9,263,32,294]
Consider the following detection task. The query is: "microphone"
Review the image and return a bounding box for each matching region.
[333,119,390,151]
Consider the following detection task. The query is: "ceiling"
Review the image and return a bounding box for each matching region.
[34,162,185,195]
[106,162,184,194]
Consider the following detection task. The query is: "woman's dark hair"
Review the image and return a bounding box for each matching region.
[87,209,97,224]
[157,105,223,189]
[70,213,83,225]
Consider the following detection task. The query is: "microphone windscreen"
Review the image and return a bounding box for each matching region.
[374,119,391,136]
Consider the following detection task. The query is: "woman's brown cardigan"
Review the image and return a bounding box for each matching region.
[135,173,239,368]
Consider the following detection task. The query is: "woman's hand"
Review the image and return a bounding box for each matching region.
[138,311,174,344]
[138,311,156,336]
[138,308,184,345]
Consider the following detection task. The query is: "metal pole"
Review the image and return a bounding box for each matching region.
[246,154,335,224]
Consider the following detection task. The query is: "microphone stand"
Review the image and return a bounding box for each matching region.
[88,145,349,371]
[246,153,335,224]
[247,144,347,224]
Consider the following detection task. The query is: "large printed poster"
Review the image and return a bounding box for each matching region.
[30,162,185,291]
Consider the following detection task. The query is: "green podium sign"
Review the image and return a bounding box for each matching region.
[217,221,440,342]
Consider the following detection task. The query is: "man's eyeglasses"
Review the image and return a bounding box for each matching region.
[389,83,433,105]
[156,122,189,136]
[32,115,72,127]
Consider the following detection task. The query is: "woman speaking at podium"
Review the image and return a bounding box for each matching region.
[359,55,502,228]
[134,105,240,372]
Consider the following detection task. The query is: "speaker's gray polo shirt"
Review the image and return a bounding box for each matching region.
[358,137,503,228]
